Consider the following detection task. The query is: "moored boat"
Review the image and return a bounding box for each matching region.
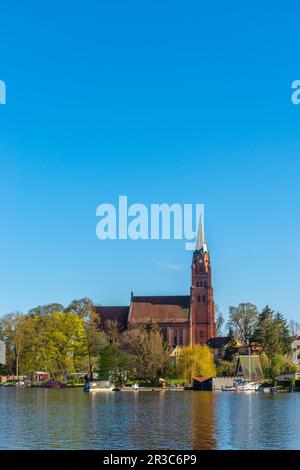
[222,379,259,392]
[84,380,115,392]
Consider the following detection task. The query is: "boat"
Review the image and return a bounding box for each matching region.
[222,346,260,392]
[84,380,115,392]
[222,379,259,392]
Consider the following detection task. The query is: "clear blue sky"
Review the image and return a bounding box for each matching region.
[1,1,300,322]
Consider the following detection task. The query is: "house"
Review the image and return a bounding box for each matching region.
[169,345,181,367]
[193,376,237,391]
[236,355,264,381]
[207,336,229,362]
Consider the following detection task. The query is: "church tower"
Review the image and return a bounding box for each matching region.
[190,216,216,346]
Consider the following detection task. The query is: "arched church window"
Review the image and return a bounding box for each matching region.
[197,295,201,303]
[202,295,206,303]
[179,329,183,346]
[173,329,178,346]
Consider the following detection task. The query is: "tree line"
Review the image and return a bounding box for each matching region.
[0,298,298,383]
[0,298,106,378]
[0,297,216,384]
[217,303,297,378]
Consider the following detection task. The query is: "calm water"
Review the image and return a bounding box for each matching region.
[0,387,300,450]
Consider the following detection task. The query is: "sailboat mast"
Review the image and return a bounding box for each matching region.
[248,345,251,381]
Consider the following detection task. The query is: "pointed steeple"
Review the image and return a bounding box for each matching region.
[195,214,208,252]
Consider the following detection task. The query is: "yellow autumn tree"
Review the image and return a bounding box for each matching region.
[176,344,216,383]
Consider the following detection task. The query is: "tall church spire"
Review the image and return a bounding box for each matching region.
[195,214,207,252]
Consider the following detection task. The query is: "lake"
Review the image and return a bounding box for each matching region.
[0,387,300,450]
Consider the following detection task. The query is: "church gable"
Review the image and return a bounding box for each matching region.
[128,295,190,324]
[95,306,129,331]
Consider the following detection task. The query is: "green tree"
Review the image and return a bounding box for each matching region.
[176,344,216,383]
[253,306,291,358]
[259,352,270,377]
[227,303,258,344]
[216,358,238,377]
[66,298,107,377]
[18,311,89,376]
[98,344,132,385]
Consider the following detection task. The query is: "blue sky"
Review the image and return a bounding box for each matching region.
[1,1,300,322]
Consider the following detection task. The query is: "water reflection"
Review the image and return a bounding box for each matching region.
[1,388,300,449]
[191,392,216,449]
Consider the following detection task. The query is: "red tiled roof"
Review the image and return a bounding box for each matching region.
[193,377,210,383]
[129,295,190,324]
[95,306,129,330]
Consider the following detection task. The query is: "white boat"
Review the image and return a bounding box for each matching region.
[235,379,259,391]
[222,347,260,392]
[85,380,115,392]
[222,379,259,392]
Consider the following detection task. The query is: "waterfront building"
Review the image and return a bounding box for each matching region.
[96,216,217,347]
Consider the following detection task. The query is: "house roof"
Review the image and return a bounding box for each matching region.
[207,336,229,349]
[169,345,182,357]
[193,377,211,383]
[129,295,190,324]
[95,306,129,330]
[236,355,264,381]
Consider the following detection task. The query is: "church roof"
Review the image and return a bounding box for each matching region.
[129,295,190,324]
[95,306,129,330]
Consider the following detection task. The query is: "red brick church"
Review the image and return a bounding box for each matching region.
[96,217,217,347]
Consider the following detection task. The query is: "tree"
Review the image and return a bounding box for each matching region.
[215,305,224,336]
[216,358,237,377]
[227,303,258,343]
[65,297,94,320]
[176,344,216,383]
[0,313,29,376]
[104,319,120,344]
[12,310,90,376]
[269,355,298,379]
[83,311,108,378]
[98,344,132,385]
[28,303,64,316]
[289,319,300,337]
[122,323,170,382]
[253,306,291,358]
[66,298,107,377]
